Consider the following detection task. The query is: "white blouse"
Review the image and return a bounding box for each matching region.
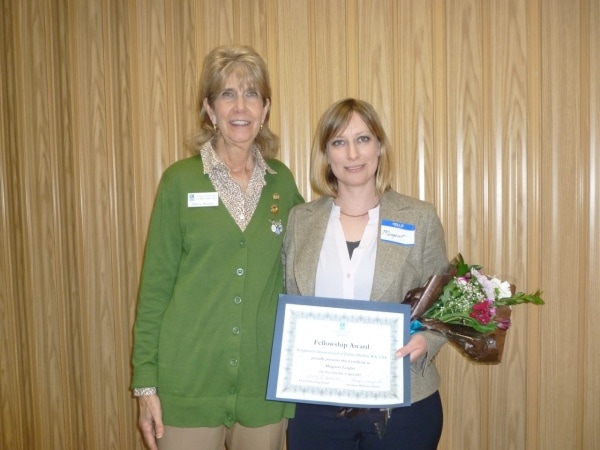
[314,203,380,300]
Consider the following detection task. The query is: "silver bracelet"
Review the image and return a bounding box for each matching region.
[133,387,157,396]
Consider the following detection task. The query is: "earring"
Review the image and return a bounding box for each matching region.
[260,123,264,131]
[213,123,218,133]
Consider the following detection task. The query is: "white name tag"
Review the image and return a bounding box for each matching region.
[380,220,415,246]
[187,192,219,207]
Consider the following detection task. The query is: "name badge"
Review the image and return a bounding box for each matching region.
[380,220,415,246]
[188,192,219,207]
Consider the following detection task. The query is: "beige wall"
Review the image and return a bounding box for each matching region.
[1,0,598,449]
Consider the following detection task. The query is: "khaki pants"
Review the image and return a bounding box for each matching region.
[158,420,287,450]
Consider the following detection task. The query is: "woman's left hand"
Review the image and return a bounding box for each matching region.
[395,333,428,362]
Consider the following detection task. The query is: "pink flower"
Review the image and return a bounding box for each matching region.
[470,300,494,325]
[456,276,470,285]
[497,318,511,330]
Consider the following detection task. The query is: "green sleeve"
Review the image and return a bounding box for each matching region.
[131,170,183,388]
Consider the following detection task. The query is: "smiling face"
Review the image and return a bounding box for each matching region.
[326,112,381,192]
[204,72,270,152]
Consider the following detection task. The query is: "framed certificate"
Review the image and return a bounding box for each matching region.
[267,294,411,408]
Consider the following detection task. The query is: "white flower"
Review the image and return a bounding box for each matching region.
[496,280,512,299]
[472,269,511,300]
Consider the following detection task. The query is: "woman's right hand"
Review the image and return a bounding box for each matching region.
[138,394,164,450]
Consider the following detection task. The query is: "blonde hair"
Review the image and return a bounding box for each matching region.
[310,98,393,196]
[188,45,279,158]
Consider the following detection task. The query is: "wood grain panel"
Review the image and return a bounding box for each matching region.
[485,0,530,446]
[70,0,122,447]
[445,0,485,256]
[394,0,436,200]
[18,0,72,447]
[50,4,86,449]
[104,0,143,448]
[308,0,349,129]
[1,1,27,448]
[525,0,543,448]
[132,0,172,224]
[356,0,394,143]
[583,1,600,448]
[164,0,200,161]
[298,0,354,196]
[440,2,487,447]
[432,0,450,222]
[274,0,312,197]
[200,0,235,50]
[539,1,582,448]
[237,0,269,54]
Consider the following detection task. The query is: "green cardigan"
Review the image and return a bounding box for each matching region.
[132,154,303,427]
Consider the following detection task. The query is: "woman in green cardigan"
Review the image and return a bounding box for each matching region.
[131,45,303,450]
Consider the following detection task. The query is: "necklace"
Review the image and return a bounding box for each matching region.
[339,202,380,218]
[340,210,369,218]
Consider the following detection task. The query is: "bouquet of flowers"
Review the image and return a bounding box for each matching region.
[403,254,544,363]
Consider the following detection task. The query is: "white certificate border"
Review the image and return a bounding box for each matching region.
[267,294,412,408]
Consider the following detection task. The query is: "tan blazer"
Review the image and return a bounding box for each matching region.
[283,190,450,403]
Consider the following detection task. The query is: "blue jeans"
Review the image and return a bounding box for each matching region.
[287,391,443,450]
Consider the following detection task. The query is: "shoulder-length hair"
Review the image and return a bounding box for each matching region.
[188,45,279,159]
[310,98,393,197]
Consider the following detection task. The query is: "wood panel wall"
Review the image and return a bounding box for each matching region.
[1,0,598,449]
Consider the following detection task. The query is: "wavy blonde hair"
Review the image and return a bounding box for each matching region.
[188,45,279,158]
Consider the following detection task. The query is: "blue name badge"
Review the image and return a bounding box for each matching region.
[380,220,416,246]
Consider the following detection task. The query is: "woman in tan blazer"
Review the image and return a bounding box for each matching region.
[283,98,450,450]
